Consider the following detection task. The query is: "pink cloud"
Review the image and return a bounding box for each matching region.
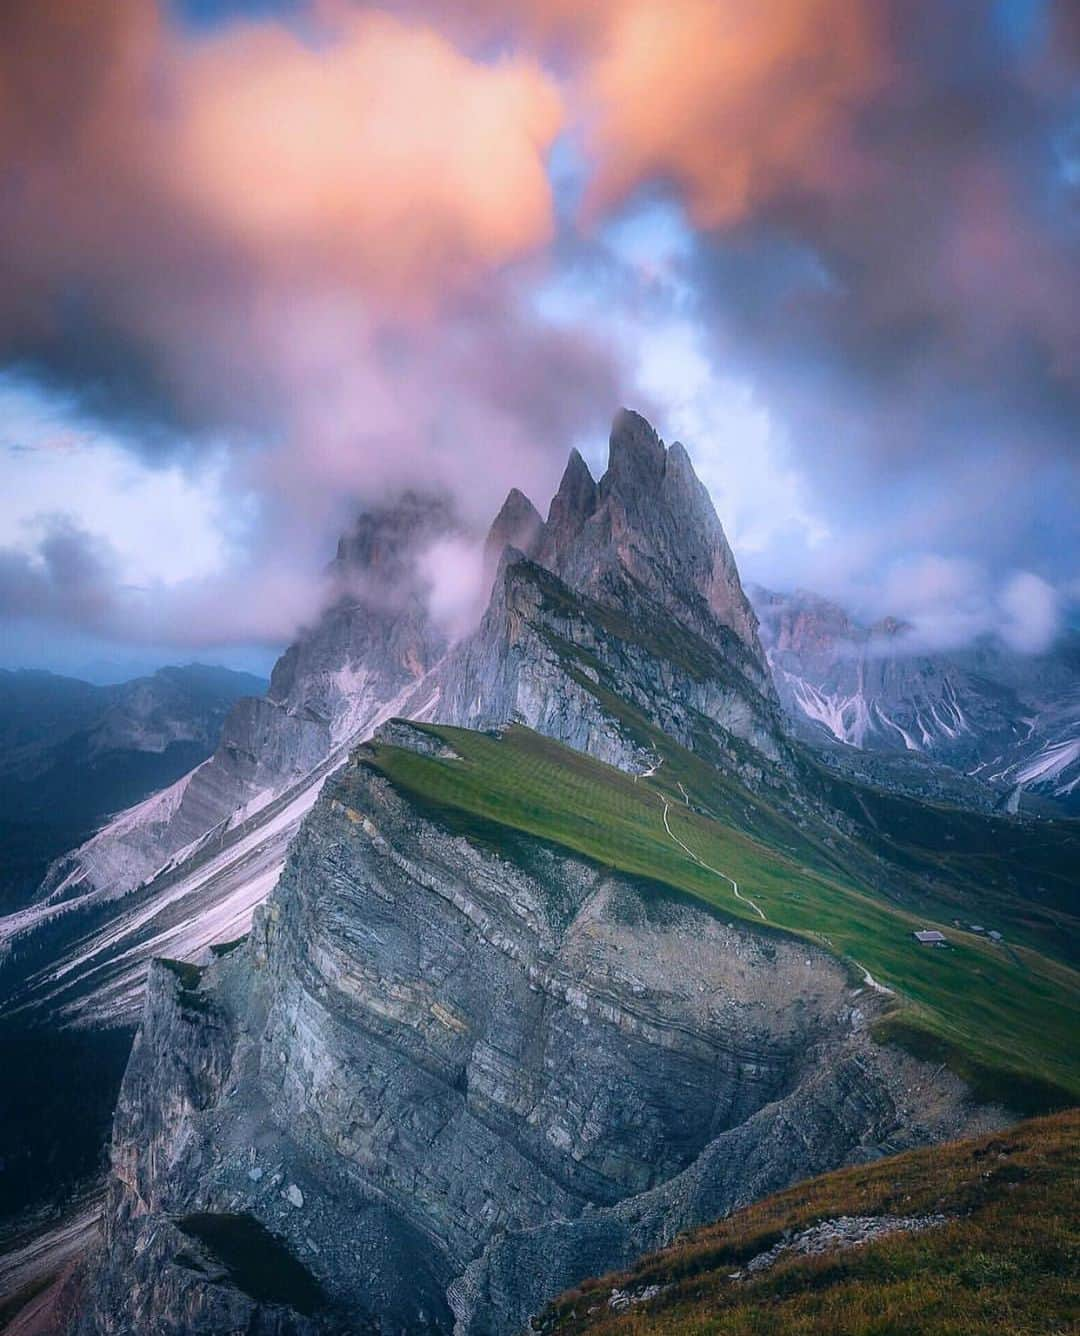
[0,2,564,314]
[577,0,891,227]
[175,10,563,305]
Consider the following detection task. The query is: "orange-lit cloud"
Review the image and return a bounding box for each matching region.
[176,11,563,299]
[426,0,893,225]
[0,2,564,314]
[553,0,891,226]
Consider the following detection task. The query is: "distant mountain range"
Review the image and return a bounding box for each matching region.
[0,664,266,910]
[751,586,1080,814]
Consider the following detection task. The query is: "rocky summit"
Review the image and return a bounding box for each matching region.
[430,410,782,773]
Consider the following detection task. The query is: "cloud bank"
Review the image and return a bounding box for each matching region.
[1,0,1076,666]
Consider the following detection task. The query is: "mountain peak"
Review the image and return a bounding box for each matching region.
[333,490,456,588]
[540,447,598,567]
[485,487,544,566]
[545,410,770,678]
[601,408,666,500]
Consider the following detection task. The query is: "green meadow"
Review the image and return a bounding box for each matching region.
[367,722,1080,1114]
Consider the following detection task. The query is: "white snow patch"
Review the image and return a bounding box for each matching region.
[1014,737,1080,786]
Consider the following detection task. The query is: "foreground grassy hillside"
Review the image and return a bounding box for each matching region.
[367,723,1080,1111]
[535,1109,1079,1336]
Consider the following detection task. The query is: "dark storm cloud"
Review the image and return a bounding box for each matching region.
[0,0,613,482]
[0,0,624,660]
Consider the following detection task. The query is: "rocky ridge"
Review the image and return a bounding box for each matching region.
[429,410,783,776]
[69,415,1012,1335]
[33,493,455,912]
[10,409,1059,1334]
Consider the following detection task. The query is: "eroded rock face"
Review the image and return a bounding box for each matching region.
[538,412,769,683]
[434,553,783,774]
[77,724,999,1335]
[752,584,1080,813]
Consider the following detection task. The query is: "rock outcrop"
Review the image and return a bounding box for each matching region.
[76,722,1000,1335]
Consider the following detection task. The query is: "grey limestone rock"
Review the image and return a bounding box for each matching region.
[752,584,1080,813]
[429,411,785,776]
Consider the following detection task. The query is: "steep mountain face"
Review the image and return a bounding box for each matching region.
[73,721,1000,1336]
[269,493,455,747]
[0,665,266,910]
[64,412,1052,1336]
[8,410,1077,1335]
[483,487,545,571]
[535,412,770,686]
[753,587,1080,812]
[536,1110,1079,1336]
[432,410,782,773]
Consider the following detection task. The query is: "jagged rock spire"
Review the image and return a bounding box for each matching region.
[484,487,544,567]
[600,407,666,500]
[541,409,769,678]
[474,407,771,691]
[333,490,456,589]
[539,448,597,568]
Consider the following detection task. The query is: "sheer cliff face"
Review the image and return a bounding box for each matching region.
[78,724,1000,1336]
[36,495,455,908]
[73,414,1008,1334]
[30,413,778,917]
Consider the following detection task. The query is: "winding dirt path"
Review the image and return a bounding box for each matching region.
[659,797,768,922]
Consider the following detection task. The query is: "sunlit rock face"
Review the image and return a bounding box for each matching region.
[76,722,998,1336]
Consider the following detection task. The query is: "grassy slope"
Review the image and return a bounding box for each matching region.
[521,557,1079,968]
[367,723,1080,1112]
[536,1109,1080,1336]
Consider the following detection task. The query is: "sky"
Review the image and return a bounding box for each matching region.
[0,0,1077,679]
